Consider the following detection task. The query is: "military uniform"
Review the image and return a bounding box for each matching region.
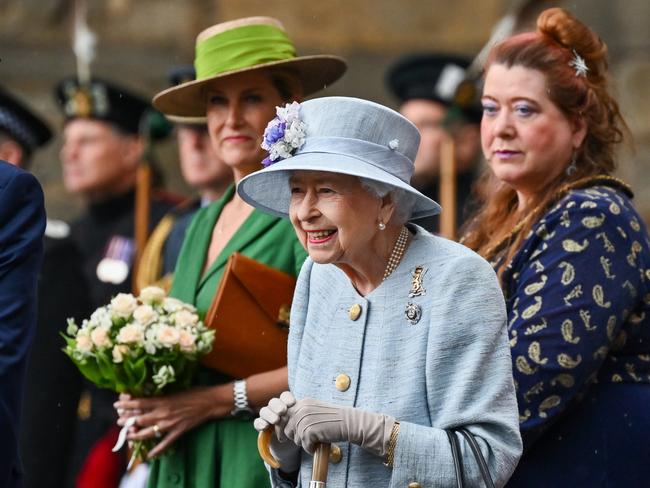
[67,189,173,484]
[53,77,175,487]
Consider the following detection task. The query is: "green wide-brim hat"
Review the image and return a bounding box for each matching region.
[153,17,347,117]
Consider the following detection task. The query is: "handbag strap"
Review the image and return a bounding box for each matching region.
[445,430,465,488]
[446,428,496,488]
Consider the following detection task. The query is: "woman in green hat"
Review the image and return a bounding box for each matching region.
[114,16,346,488]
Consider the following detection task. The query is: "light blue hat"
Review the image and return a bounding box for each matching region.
[237,96,441,219]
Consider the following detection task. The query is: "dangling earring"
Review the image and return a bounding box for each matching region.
[566,151,578,176]
[378,221,386,231]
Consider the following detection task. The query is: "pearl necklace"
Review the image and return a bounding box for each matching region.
[382,226,410,282]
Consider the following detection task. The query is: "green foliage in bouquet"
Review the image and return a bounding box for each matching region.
[62,286,215,397]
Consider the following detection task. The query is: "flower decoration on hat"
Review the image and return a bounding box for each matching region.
[261,101,307,167]
[569,50,589,78]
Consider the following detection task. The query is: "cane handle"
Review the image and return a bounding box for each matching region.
[257,429,281,469]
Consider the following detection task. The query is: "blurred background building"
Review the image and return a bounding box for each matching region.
[1,0,648,222]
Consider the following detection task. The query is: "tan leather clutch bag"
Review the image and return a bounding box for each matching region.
[201,252,296,378]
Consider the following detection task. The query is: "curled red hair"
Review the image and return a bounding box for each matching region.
[462,8,629,274]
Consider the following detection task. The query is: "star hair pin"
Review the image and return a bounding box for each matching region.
[569,50,589,78]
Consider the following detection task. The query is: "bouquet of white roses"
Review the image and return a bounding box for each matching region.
[62,286,215,461]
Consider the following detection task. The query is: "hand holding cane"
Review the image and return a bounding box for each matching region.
[255,392,302,472]
[256,392,332,485]
[257,430,331,487]
[256,395,395,486]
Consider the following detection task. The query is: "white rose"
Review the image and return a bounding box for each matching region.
[178,330,197,353]
[76,330,93,354]
[133,305,157,326]
[162,297,184,313]
[89,307,112,328]
[116,324,145,344]
[140,286,166,304]
[90,327,112,348]
[145,326,158,342]
[112,344,129,363]
[144,341,157,355]
[111,293,138,318]
[163,297,197,313]
[174,310,198,328]
[157,325,180,348]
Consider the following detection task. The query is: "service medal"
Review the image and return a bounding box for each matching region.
[96,236,134,284]
[96,258,129,284]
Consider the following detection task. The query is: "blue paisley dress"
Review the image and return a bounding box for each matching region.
[496,183,650,487]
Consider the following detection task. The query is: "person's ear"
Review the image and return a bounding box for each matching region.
[379,191,397,224]
[571,115,587,149]
[0,139,25,168]
[120,135,145,171]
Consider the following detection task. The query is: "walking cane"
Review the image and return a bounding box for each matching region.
[309,443,331,488]
[258,430,332,487]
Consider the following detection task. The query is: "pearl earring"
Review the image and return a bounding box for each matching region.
[378,221,386,231]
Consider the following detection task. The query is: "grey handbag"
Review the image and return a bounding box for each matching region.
[446,428,496,488]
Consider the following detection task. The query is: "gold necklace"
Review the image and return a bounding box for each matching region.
[382,227,410,282]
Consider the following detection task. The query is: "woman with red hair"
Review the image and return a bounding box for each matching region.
[463,7,650,487]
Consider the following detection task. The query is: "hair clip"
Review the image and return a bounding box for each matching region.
[569,50,589,78]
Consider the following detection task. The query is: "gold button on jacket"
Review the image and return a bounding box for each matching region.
[348,303,362,321]
[335,373,351,391]
[407,482,422,488]
[329,444,342,464]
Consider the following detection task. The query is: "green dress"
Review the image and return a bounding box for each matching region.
[147,185,307,488]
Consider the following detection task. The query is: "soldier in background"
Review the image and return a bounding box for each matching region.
[386,53,482,233]
[54,77,176,487]
[136,66,232,291]
[0,85,90,488]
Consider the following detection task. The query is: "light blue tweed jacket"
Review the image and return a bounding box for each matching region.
[273,226,522,488]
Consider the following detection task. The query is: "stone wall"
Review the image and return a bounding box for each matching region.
[0,0,648,222]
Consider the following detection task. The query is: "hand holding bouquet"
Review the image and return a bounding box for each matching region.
[62,286,215,462]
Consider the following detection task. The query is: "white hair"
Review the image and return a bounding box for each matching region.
[359,178,416,224]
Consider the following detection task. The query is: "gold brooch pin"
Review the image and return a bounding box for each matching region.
[409,265,427,298]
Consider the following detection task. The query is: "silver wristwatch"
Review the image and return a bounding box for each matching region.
[230,379,254,419]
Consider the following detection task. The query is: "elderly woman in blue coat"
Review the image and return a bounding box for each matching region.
[237,97,522,487]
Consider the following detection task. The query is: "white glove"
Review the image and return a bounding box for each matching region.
[254,391,301,473]
[283,398,396,457]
